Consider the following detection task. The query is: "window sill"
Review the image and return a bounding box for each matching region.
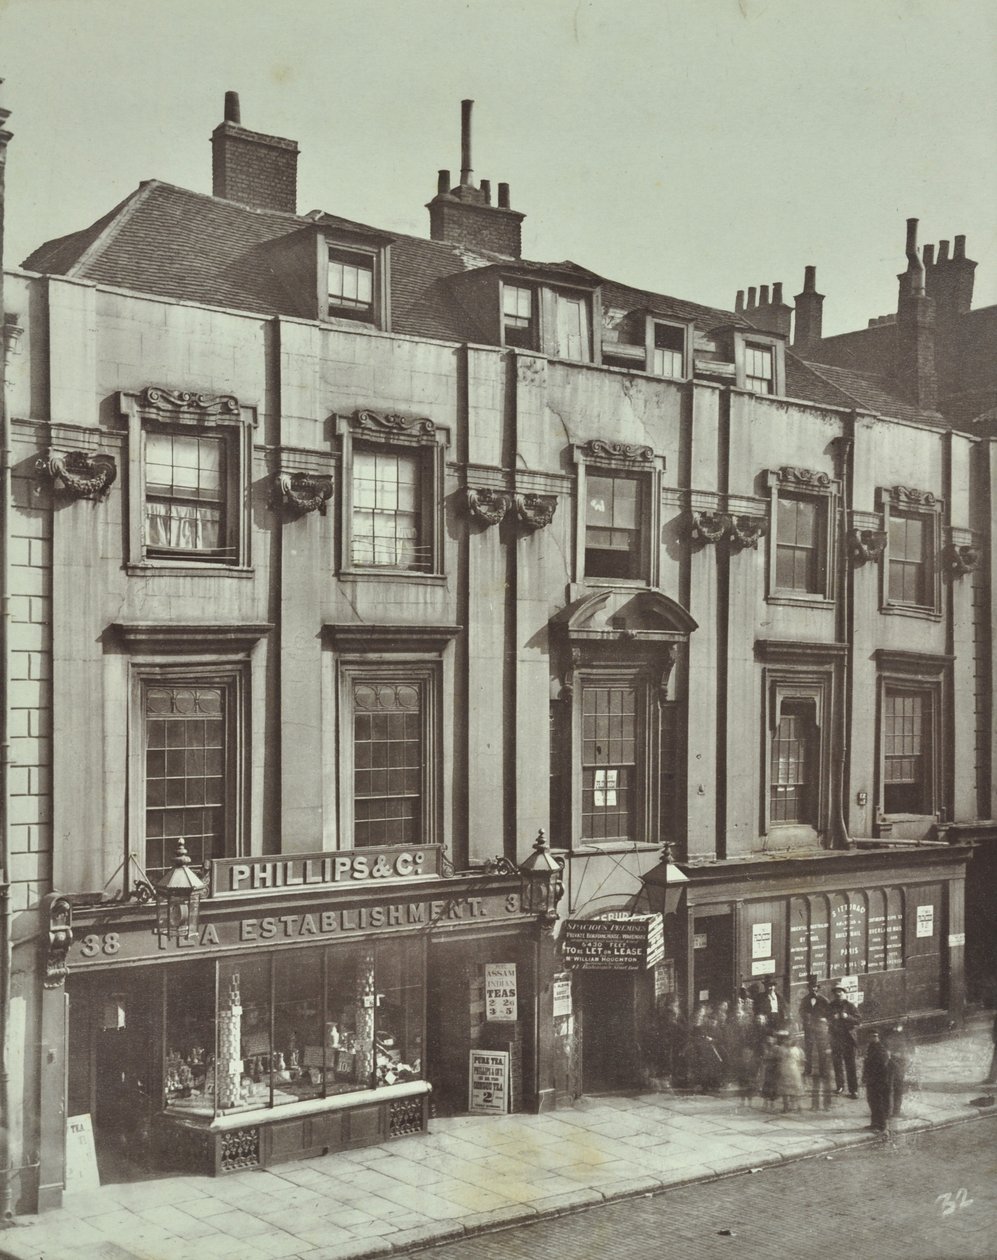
[580,576,652,590]
[766,594,835,610]
[879,603,942,621]
[569,841,661,856]
[339,568,447,585]
[126,562,254,578]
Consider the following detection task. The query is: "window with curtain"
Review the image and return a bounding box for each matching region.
[351,448,426,569]
[144,431,228,558]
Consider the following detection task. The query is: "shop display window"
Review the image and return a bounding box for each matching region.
[163,942,424,1121]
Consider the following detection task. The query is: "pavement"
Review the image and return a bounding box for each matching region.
[2,1021,995,1260]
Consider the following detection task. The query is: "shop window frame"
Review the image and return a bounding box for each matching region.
[336,409,449,580]
[573,439,664,588]
[118,387,255,575]
[765,466,837,607]
[877,485,942,619]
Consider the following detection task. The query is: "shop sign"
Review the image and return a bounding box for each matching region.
[563,914,664,971]
[69,889,525,970]
[65,1115,100,1194]
[468,1049,510,1114]
[210,845,442,899]
[693,933,707,950]
[751,922,772,959]
[916,905,934,938]
[484,963,518,1022]
[552,972,573,1019]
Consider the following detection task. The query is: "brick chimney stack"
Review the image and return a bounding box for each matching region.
[211,91,299,214]
[923,232,977,323]
[428,100,524,258]
[793,266,825,354]
[895,218,937,409]
[738,280,792,337]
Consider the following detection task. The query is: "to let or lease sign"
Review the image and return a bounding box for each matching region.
[563,914,664,970]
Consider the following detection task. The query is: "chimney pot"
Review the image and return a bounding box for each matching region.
[954,234,966,260]
[772,282,784,304]
[759,284,770,305]
[905,218,919,256]
[437,169,451,195]
[747,286,757,308]
[735,290,745,313]
[460,99,474,185]
[923,243,935,268]
[480,179,491,204]
[497,182,510,209]
[937,239,950,263]
[803,265,816,293]
[224,91,241,124]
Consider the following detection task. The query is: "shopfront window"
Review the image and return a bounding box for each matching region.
[163,943,424,1120]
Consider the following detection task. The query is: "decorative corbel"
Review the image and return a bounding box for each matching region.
[463,486,511,527]
[657,642,681,700]
[272,471,333,518]
[560,646,584,700]
[40,894,73,989]
[36,450,117,501]
[726,515,768,551]
[513,492,557,532]
[847,528,888,566]
[689,510,730,545]
[944,543,980,577]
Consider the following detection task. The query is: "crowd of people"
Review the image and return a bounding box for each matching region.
[655,975,916,1130]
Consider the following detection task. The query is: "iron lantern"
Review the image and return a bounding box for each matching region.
[154,839,207,942]
[640,841,689,917]
[519,830,565,929]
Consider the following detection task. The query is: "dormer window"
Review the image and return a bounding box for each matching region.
[502,284,535,349]
[554,292,590,362]
[328,247,375,321]
[744,343,775,394]
[651,321,686,378]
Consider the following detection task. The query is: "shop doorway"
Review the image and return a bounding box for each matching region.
[692,911,734,1010]
[580,970,639,1092]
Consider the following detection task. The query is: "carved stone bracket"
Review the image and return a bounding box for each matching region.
[513,492,557,531]
[36,450,117,501]
[944,543,980,577]
[463,486,511,526]
[690,510,729,544]
[847,528,888,566]
[272,471,333,518]
[726,515,768,551]
[778,466,832,489]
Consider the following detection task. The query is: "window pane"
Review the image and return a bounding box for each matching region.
[328,251,374,314]
[770,700,815,824]
[581,684,636,840]
[883,689,930,813]
[272,949,325,1105]
[376,940,424,1086]
[145,683,226,874]
[354,681,423,846]
[164,961,216,1118]
[352,449,425,569]
[888,513,929,605]
[325,945,370,1094]
[145,432,227,557]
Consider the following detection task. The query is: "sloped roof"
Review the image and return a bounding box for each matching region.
[800,360,942,426]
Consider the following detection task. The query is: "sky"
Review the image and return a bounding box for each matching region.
[2,0,995,336]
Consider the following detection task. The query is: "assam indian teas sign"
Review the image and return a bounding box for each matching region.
[562,913,665,970]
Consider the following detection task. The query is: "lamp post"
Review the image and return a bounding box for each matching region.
[518,830,565,930]
[154,840,207,943]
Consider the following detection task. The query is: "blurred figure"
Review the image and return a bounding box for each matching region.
[886,1023,916,1117]
[798,976,830,1076]
[758,1032,779,1111]
[775,1028,805,1113]
[688,1018,724,1093]
[828,982,861,1097]
[809,1015,834,1111]
[862,1031,891,1132]
[754,976,787,1032]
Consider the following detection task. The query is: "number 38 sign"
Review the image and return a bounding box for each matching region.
[468,1049,510,1115]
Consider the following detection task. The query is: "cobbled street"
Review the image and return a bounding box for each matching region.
[403,1115,997,1260]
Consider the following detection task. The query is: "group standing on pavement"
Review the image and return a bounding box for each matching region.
[656,974,919,1131]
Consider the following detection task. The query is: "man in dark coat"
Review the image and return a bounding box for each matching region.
[828,982,860,1097]
[862,1031,891,1131]
[753,976,787,1032]
[797,976,830,1075]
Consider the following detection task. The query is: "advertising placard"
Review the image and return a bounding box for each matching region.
[751,921,772,959]
[64,1114,100,1195]
[552,972,573,1019]
[468,1050,510,1115]
[484,963,518,1022]
[916,904,934,938]
[562,914,664,970]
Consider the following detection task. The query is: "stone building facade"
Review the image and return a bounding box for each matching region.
[0,95,993,1214]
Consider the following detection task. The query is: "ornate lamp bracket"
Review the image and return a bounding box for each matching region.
[847,528,888,566]
[944,543,980,578]
[726,515,768,551]
[463,486,511,527]
[37,450,117,501]
[272,471,334,518]
[513,492,557,532]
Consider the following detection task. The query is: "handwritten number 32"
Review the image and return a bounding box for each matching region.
[936,1189,973,1217]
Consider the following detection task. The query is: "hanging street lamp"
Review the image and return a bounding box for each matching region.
[154,839,207,943]
[518,830,565,930]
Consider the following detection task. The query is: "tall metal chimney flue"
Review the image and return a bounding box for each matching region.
[460,99,474,186]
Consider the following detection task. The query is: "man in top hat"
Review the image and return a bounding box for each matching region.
[753,976,786,1032]
[828,981,861,1097]
[797,975,830,1076]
